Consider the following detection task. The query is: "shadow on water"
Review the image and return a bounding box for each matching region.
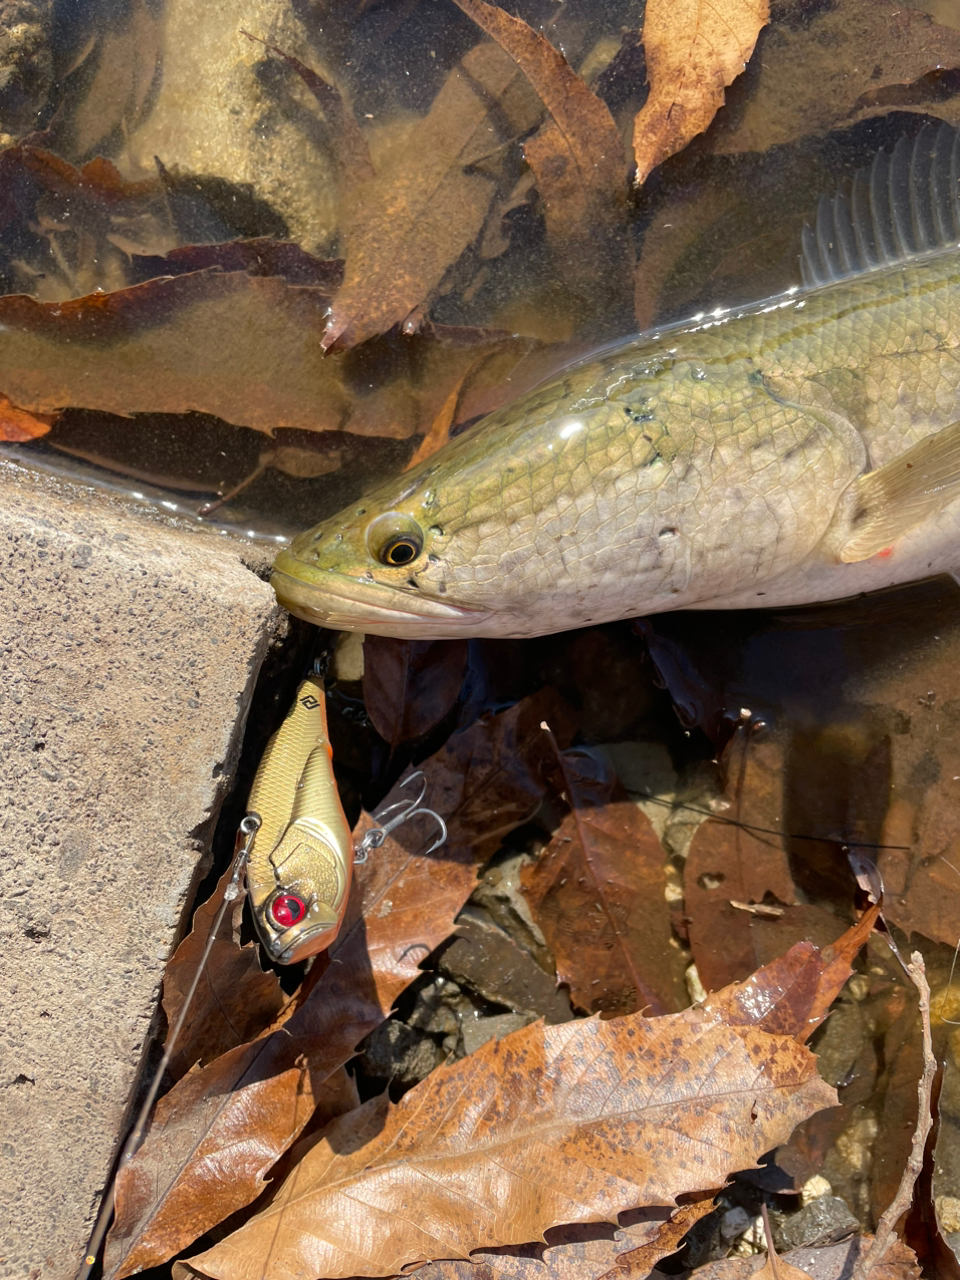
[642,574,960,906]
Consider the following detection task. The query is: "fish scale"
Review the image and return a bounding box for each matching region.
[272,126,960,639]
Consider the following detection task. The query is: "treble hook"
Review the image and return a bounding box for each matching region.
[355,770,447,862]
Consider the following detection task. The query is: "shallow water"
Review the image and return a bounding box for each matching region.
[1,0,957,536]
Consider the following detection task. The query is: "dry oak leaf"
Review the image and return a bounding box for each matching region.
[633,0,769,185]
[189,1007,834,1279]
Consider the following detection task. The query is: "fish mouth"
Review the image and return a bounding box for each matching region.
[271,552,492,638]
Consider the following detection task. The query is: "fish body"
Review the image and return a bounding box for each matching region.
[245,670,353,963]
[273,127,960,640]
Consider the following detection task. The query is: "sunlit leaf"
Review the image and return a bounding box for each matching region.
[190,1003,833,1279]
[632,0,769,185]
[105,692,567,1276]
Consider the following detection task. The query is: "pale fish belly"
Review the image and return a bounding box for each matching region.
[686,501,960,612]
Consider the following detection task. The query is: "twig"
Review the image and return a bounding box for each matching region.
[851,950,935,1279]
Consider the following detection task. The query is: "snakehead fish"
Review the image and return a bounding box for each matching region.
[272,123,960,640]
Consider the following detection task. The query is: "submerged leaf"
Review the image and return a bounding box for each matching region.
[0,392,57,441]
[711,0,960,155]
[452,0,633,329]
[323,41,542,351]
[522,748,680,1018]
[632,0,769,185]
[362,636,468,747]
[0,269,539,440]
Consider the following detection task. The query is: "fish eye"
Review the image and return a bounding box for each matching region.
[269,893,307,929]
[366,512,425,568]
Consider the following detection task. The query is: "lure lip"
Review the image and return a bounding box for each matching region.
[271,554,493,637]
[266,918,343,965]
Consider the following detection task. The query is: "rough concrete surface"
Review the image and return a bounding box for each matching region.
[0,460,278,1278]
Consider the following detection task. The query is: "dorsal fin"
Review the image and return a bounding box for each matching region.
[800,121,960,287]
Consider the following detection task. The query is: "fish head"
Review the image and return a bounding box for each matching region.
[272,461,501,637]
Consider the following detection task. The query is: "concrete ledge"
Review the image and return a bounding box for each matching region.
[0,461,279,1277]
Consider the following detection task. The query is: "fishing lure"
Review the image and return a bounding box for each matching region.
[244,666,447,963]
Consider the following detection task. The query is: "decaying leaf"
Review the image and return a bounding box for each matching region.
[397,1201,714,1280]
[0,268,541,440]
[160,862,283,1085]
[323,40,542,350]
[710,0,960,155]
[184,924,872,1278]
[684,734,797,993]
[452,0,634,328]
[362,636,469,747]
[105,693,566,1276]
[0,145,175,300]
[189,1004,833,1279]
[0,392,57,441]
[632,0,769,185]
[522,747,680,1018]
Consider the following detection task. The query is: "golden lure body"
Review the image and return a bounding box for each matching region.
[245,671,353,964]
[272,125,960,640]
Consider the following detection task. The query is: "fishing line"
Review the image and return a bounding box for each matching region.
[630,790,911,852]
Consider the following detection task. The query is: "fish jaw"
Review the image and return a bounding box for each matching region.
[271,552,494,638]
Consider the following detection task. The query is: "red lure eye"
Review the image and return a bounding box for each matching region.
[269,894,307,928]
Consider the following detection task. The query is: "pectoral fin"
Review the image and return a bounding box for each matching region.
[838,420,960,563]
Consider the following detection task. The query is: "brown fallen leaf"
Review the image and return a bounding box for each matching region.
[710,0,960,156]
[522,747,681,1018]
[189,1007,833,1279]
[323,40,542,350]
[160,862,283,1085]
[0,145,175,300]
[684,734,798,993]
[128,238,344,289]
[705,907,879,1044]
[0,269,539,440]
[451,0,634,330]
[405,374,466,470]
[0,392,57,441]
[362,636,469,747]
[341,1200,716,1280]
[105,692,566,1276]
[632,0,769,185]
